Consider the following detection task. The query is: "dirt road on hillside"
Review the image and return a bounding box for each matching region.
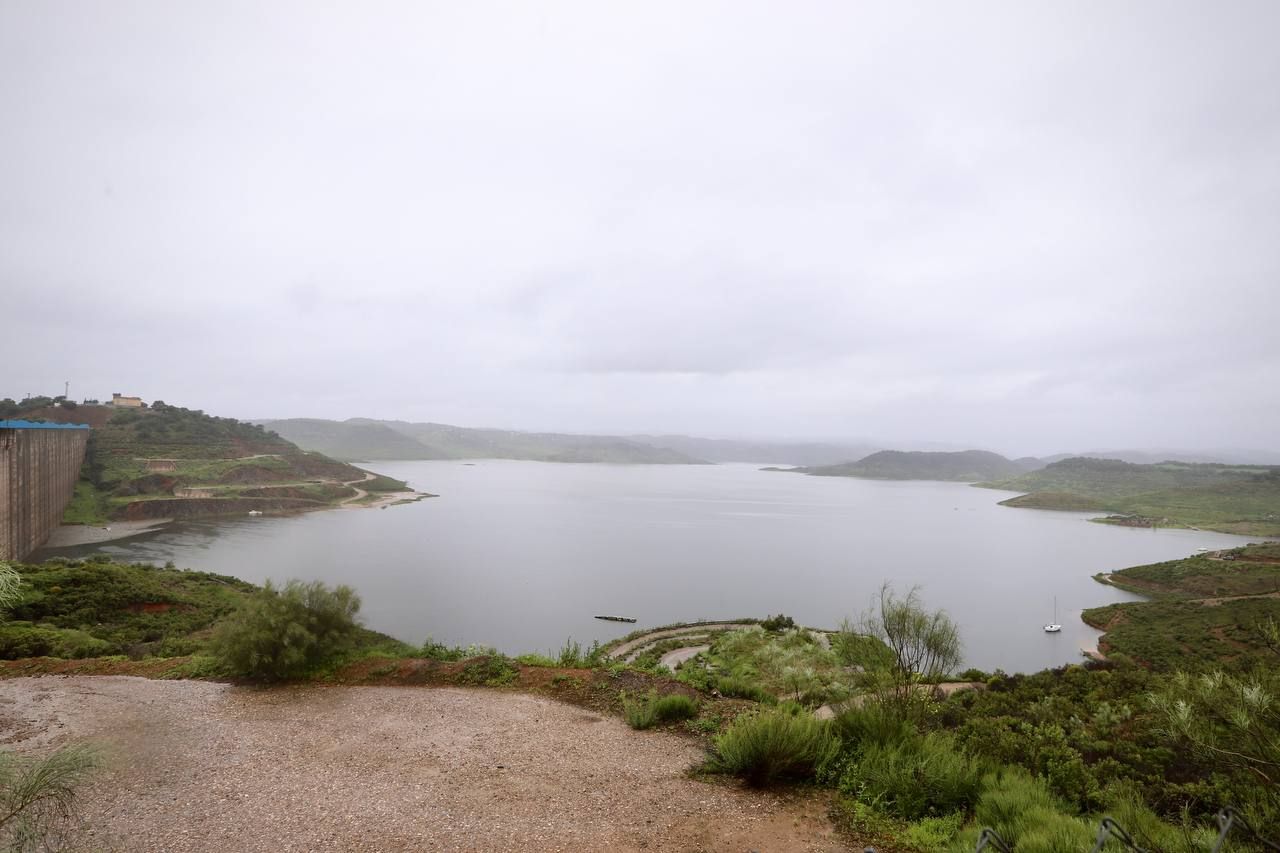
[0,677,846,853]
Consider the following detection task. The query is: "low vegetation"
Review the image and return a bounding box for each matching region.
[981,456,1280,535]
[623,692,699,729]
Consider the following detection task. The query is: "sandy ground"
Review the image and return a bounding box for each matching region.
[0,677,847,853]
[41,520,173,548]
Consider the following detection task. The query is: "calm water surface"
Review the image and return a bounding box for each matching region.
[45,461,1255,673]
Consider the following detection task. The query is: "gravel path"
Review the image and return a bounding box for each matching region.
[0,677,845,853]
[658,645,710,671]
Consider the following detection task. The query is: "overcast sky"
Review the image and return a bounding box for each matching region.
[2,1,1278,456]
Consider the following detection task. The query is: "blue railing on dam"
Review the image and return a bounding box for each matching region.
[0,420,90,430]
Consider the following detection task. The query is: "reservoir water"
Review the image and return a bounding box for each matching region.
[43,461,1255,673]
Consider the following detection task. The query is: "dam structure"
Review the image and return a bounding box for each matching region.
[0,420,90,561]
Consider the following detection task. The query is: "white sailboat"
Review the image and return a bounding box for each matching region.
[1044,596,1062,633]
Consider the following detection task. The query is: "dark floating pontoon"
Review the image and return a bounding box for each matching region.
[594,615,637,623]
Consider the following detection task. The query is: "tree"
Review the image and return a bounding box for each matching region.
[0,744,99,851]
[843,583,962,713]
[1150,624,1280,824]
[211,579,362,680]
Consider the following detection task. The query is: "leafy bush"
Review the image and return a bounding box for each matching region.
[711,709,839,786]
[840,732,985,820]
[211,579,361,680]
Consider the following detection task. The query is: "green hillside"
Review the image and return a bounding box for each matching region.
[39,403,410,526]
[1082,542,1280,670]
[790,449,1035,482]
[980,457,1280,535]
[263,417,707,464]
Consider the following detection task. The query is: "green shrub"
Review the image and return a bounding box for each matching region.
[651,693,698,723]
[761,614,797,632]
[557,637,599,667]
[716,676,776,704]
[0,623,114,659]
[711,709,839,786]
[840,732,985,820]
[903,812,965,851]
[211,579,361,680]
[456,655,517,686]
[623,693,657,730]
[622,692,698,729]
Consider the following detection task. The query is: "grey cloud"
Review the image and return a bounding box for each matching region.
[2,1,1278,457]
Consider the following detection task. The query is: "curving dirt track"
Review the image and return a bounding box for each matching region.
[0,677,846,853]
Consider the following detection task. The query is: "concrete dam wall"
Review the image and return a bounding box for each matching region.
[0,421,90,561]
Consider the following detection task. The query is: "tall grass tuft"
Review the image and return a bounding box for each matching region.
[624,692,699,729]
[841,732,985,821]
[651,693,698,723]
[716,676,776,704]
[830,699,917,754]
[711,709,839,786]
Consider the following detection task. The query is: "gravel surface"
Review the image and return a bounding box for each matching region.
[0,677,846,852]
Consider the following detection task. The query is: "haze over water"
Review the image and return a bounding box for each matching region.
[51,462,1254,673]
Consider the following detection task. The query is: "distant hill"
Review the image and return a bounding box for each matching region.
[25,402,412,527]
[791,449,1037,482]
[259,418,706,464]
[254,418,451,461]
[980,456,1280,536]
[629,435,881,466]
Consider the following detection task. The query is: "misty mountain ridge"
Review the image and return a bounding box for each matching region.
[259,418,706,464]
[253,414,1280,471]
